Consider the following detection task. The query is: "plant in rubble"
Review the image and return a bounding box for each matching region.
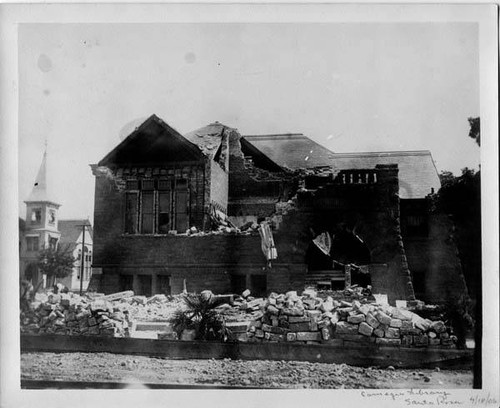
[169,293,228,341]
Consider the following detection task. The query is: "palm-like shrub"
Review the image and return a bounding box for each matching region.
[169,293,227,341]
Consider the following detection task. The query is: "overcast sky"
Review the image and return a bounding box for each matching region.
[18,23,480,220]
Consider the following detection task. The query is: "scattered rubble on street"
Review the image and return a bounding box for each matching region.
[20,351,473,389]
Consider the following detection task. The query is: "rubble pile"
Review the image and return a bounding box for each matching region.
[20,292,131,337]
[244,290,457,348]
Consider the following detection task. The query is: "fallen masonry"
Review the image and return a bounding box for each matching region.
[20,288,458,351]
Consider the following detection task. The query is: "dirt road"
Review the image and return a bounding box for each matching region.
[21,352,473,389]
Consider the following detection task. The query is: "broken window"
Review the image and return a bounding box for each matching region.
[49,237,58,250]
[158,190,172,233]
[26,236,39,252]
[125,192,139,234]
[175,180,189,232]
[48,210,56,225]
[31,209,42,224]
[124,177,191,234]
[141,191,155,234]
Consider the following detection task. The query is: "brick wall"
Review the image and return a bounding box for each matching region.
[276,164,415,303]
[404,213,469,304]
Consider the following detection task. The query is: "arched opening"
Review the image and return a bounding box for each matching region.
[305,225,372,289]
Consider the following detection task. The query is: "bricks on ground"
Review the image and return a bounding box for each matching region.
[20,287,457,350]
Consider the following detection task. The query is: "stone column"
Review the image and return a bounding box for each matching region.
[151,274,158,295]
[132,274,140,295]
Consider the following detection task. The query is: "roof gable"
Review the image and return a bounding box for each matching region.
[184,121,228,159]
[98,115,205,168]
[243,133,335,169]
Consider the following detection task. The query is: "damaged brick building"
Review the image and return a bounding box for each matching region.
[90,114,468,305]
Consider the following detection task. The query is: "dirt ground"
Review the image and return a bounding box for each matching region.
[21,352,473,389]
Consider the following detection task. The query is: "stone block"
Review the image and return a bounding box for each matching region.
[286,332,297,342]
[318,319,331,329]
[267,305,280,315]
[401,327,422,336]
[225,321,250,333]
[321,327,331,340]
[428,331,437,339]
[330,312,340,324]
[88,317,98,326]
[302,299,316,310]
[320,299,335,313]
[413,316,431,332]
[296,332,322,342]
[278,318,290,329]
[335,321,359,335]
[271,326,288,335]
[365,313,380,329]
[391,308,413,321]
[373,328,385,338]
[413,334,429,347]
[88,326,100,335]
[289,322,310,332]
[429,338,441,346]
[358,304,372,316]
[389,319,403,328]
[401,335,413,347]
[439,332,450,340]
[90,299,111,313]
[385,327,400,339]
[358,322,374,337]
[376,311,392,326]
[255,329,264,338]
[288,316,310,323]
[271,316,279,327]
[306,310,322,320]
[401,320,413,330]
[348,314,366,324]
[302,288,317,298]
[430,320,446,333]
[375,338,401,346]
[309,321,318,331]
[236,333,249,342]
[282,307,304,316]
[262,323,273,332]
[441,338,454,346]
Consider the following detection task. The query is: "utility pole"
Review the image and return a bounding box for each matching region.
[76,223,87,296]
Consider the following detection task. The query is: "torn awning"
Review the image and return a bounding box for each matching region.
[259,222,277,261]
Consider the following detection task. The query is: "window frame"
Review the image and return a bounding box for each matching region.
[26,236,39,252]
[124,177,191,235]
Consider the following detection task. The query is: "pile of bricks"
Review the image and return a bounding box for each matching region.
[245,290,456,348]
[20,292,130,337]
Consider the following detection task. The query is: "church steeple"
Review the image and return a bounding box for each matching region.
[21,144,62,287]
[25,147,60,206]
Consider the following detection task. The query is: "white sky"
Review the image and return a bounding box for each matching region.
[18,23,480,220]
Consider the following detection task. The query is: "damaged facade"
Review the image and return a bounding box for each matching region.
[90,114,468,305]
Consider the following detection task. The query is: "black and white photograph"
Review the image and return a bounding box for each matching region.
[1,3,498,408]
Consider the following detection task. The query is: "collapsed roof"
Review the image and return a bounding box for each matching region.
[242,133,440,199]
